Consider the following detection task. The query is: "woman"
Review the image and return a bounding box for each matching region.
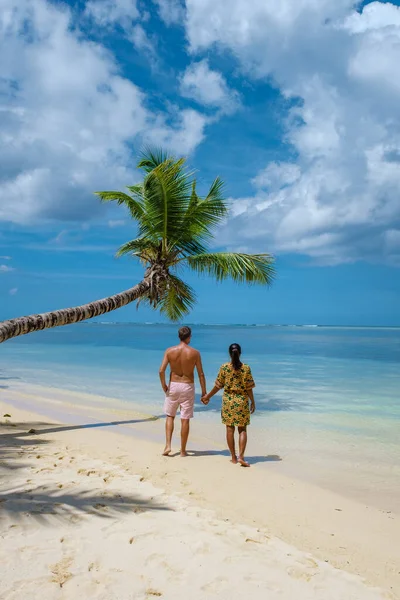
[202,343,256,467]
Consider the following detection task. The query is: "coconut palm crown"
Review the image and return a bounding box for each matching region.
[0,150,275,343]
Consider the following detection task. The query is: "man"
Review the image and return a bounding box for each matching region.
[159,326,206,457]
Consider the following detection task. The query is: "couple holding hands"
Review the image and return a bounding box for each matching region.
[159,326,256,467]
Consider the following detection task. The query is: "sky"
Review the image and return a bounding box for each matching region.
[1,0,400,326]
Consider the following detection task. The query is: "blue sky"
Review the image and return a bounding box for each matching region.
[1,0,400,326]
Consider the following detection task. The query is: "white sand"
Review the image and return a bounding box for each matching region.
[0,388,399,599]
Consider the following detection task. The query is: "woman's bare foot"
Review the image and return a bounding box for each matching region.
[230,456,238,464]
[238,456,250,467]
[180,451,188,457]
[162,447,171,456]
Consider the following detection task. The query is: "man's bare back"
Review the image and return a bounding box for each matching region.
[167,344,199,383]
[159,343,205,388]
[159,327,207,457]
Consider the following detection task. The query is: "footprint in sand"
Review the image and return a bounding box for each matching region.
[201,577,229,593]
[145,588,163,597]
[49,556,73,588]
[287,557,319,582]
[69,514,82,524]
[88,561,100,573]
[78,469,98,476]
[145,553,183,578]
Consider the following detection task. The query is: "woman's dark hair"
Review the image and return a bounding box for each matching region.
[229,343,242,370]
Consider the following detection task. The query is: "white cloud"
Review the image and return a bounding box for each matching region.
[153,0,185,26]
[0,265,14,273]
[144,109,209,155]
[85,0,157,58]
[252,163,301,190]
[0,0,206,225]
[184,0,400,264]
[343,1,400,34]
[129,24,157,58]
[108,219,126,228]
[0,256,11,260]
[9,288,18,295]
[180,60,239,113]
[85,0,139,27]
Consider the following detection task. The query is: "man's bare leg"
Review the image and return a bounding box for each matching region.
[163,416,174,455]
[180,419,190,456]
[238,426,250,467]
[226,425,237,464]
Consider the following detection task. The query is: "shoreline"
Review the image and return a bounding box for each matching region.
[4,381,400,514]
[1,385,399,598]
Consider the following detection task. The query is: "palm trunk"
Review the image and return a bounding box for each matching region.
[0,279,151,344]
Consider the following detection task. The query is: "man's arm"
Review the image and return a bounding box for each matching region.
[195,352,207,397]
[159,350,170,393]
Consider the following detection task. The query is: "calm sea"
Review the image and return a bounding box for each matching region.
[1,323,399,509]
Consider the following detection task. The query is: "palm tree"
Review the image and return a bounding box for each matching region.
[0,150,275,344]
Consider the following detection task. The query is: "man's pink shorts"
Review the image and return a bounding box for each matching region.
[164,382,195,420]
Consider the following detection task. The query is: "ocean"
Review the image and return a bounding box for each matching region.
[1,323,399,510]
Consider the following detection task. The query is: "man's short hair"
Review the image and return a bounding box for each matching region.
[178,326,192,341]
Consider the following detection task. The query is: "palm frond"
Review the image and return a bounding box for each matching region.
[141,158,193,245]
[137,148,172,173]
[116,238,160,266]
[186,252,276,285]
[95,190,146,224]
[158,275,196,322]
[174,177,228,255]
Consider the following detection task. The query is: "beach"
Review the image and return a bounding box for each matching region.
[1,383,399,599]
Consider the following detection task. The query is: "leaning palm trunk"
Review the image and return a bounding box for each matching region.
[0,278,151,345]
[0,150,276,344]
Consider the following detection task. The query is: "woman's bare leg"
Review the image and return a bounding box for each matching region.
[226,426,237,463]
[238,426,250,467]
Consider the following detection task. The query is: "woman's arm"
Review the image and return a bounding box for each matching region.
[247,388,256,413]
[201,385,221,404]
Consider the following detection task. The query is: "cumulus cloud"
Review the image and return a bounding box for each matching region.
[129,24,157,59]
[85,0,156,57]
[0,0,207,225]
[0,265,14,273]
[180,60,239,113]
[9,288,18,295]
[153,0,185,26]
[144,109,208,155]
[85,0,139,27]
[184,0,400,264]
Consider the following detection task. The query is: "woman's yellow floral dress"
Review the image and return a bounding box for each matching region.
[215,363,255,427]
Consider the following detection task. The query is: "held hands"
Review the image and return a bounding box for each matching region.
[201,393,210,405]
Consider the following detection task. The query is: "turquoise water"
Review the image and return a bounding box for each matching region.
[1,323,400,508]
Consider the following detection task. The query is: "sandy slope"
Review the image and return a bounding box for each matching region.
[0,392,398,599]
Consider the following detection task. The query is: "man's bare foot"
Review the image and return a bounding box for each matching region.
[162,447,171,456]
[238,456,250,467]
[230,456,238,464]
[180,451,188,457]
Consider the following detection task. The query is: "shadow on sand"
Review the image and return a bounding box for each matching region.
[0,488,171,523]
[0,416,161,439]
[167,449,282,465]
[0,421,171,523]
